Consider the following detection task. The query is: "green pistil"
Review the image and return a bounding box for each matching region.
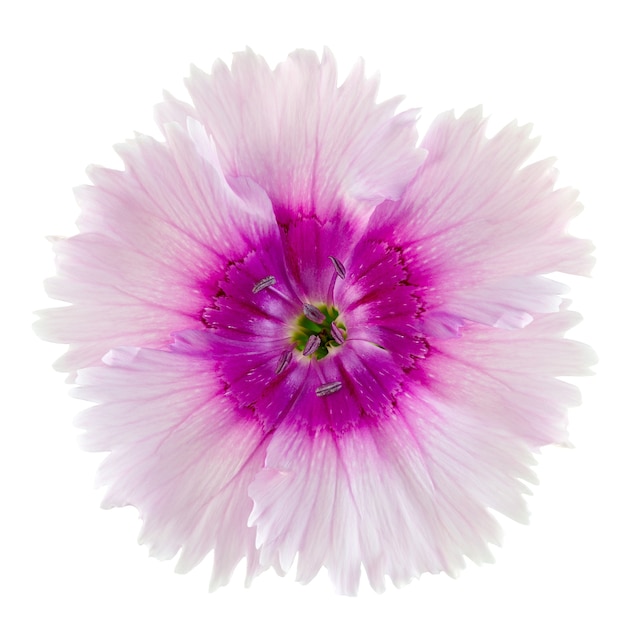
[293,304,346,359]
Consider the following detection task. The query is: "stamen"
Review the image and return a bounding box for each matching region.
[252,276,276,294]
[303,303,326,324]
[315,381,343,397]
[330,322,345,345]
[327,256,346,305]
[303,334,322,356]
[275,350,292,375]
[329,256,346,279]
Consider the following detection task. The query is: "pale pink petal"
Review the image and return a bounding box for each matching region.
[74,346,269,588]
[364,107,593,329]
[423,307,596,446]
[249,392,535,594]
[162,48,425,218]
[34,124,278,374]
[249,425,362,594]
[401,108,594,281]
[36,233,205,373]
[429,275,567,330]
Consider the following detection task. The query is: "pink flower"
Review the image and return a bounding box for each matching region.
[36,49,595,594]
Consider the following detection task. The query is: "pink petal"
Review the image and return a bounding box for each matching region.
[163,48,425,219]
[403,108,594,281]
[249,392,535,594]
[34,124,277,374]
[428,275,567,330]
[362,107,593,330]
[74,346,269,588]
[35,233,205,374]
[423,307,597,446]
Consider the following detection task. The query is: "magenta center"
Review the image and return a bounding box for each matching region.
[199,221,429,434]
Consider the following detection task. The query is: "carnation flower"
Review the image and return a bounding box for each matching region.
[36,49,595,594]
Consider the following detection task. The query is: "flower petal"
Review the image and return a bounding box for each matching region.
[423,307,597,446]
[412,108,593,279]
[35,123,276,374]
[365,107,593,328]
[74,345,270,588]
[249,390,535,594]
[165,48,425,219]
[427,275,568,330]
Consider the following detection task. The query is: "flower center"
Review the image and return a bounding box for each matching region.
[293,303,347,360]
[199,229,430,433]
[248,255,349,392]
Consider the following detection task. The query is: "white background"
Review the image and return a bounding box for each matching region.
[2,1,623,624]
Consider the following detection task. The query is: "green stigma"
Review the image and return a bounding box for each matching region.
[293,304,347,359]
